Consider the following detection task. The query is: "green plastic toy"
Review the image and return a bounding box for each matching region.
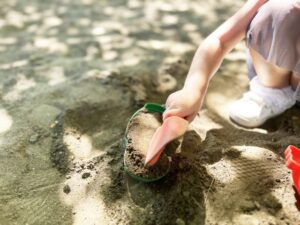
[123,103,170,182]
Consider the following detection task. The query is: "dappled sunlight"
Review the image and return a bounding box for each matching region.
[26,12,42,23]
[45,67,66,86]
[0,108,13,133]
[43,16,63,28]
[131,83,147,102]
[127,0,142,9]
[161,14,179,26]
[206,92,232,120]
[199,95,270,134]
[85,45,101,61]
[91,25,106,36]
[3,74,36,101]
[0,37,17,45]
[156,74,177,93]
[225,42,247,61]
[72,196,108,225]
[60,172,91,206]
[77,18,91,27]
[207,156,235,184]
[5,10,26,28]
[122,56,140,66]
[84,69,115,80]
[60,129,110,225]
[63,128,102,160]
[249,127,268,134]
[81,0,95,6]
[94,21,129,36]
[146,1,190,13]
[206,145,288,225]
[0,59,28,70]
[0,46,6,52]
[102,50,118,61]
[225,50,247,61]
[207,145,286,193]
[23,5,37,14]
[226,145,285,185]
[182,23,198,32]
[188,31,203,45]
[66,37,83,45]
[191,109,223,140]
[137,40,194,54]
[231,145,266,159]
[66,27,80,35]
[34,37,69,54]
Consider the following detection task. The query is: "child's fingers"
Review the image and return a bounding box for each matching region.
[185,112,197,123]
[162,108,186,121]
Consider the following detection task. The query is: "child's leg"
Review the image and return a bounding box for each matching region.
[291,72,300,91]
[245,0,300,89]
[229,0,299,127]
[249,47,291,89]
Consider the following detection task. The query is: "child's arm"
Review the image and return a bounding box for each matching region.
[163,0,268,122]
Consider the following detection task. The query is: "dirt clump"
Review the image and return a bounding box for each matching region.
[63,184,71,194]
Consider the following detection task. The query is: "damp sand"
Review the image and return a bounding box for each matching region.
[124,110,170,180]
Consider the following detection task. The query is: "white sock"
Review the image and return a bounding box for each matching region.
[250,76,295,112]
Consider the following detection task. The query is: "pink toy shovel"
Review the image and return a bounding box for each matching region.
[145,116,189,166]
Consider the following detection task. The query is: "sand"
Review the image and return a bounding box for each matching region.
[1,0,300,224]
[124,110,170,180]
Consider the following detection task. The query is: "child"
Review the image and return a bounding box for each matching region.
[163,0,300,128]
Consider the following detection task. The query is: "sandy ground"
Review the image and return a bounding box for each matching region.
[1,0,300,224]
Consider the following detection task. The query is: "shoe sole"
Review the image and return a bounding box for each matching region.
[229,106,295,128]
[229,115,266,128]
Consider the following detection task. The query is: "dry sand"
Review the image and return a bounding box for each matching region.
[0,0,300,224]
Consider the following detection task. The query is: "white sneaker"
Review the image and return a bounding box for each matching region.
[229,77,296,127]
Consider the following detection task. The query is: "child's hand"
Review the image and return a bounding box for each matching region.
[163,88,202,123]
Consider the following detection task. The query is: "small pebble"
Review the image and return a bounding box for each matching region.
[87,164,94,170]
[29,133,40,144]
[63,184,71,194]
[75,168,82,173]
[82,172,91,179]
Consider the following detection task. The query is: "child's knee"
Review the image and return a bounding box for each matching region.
[258,0,299,18]
[246,0,300,76]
